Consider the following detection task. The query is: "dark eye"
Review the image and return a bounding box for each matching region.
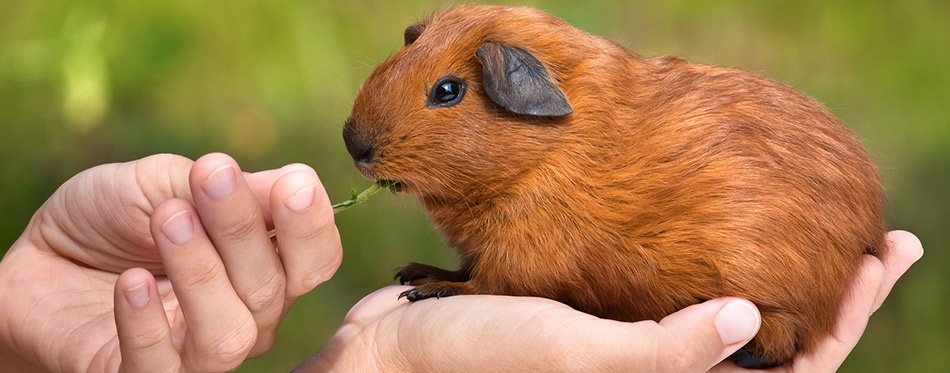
[427,77,466,108]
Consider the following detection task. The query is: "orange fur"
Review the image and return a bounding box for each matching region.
[343,5,886,364]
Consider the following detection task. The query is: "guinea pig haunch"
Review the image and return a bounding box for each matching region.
[343,5,886,368]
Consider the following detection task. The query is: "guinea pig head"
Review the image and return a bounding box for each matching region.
[343,5,576,201]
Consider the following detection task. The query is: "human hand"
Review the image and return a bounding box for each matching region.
[0,153,341,372]
[300,230,920,372]
[302,290,759,372]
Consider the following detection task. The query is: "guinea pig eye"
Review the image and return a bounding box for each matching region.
[427,77,466,108]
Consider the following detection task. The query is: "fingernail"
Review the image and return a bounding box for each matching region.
[284,185,316,212]
[915,248,924,263]
[715,300,760,346]
[202,165,236,200]
[281,163,313,174]
[124,281,150,308]
[161,210,194,245]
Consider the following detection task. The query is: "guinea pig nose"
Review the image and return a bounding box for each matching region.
[353,145,375,164]
[342,125,375,164]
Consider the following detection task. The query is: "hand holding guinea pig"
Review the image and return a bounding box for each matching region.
[343,5,887,367]
[299,230,920,372]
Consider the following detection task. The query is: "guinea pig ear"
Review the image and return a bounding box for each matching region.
[475,42,573,117]
[404,23,426,46]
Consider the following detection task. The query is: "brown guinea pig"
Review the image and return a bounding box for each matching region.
[342,4,886,368]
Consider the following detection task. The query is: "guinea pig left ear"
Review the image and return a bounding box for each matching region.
[404,23,425,46]
[475,42,573,117]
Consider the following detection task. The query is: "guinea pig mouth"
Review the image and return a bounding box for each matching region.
[377,180,405,193]
[354,163,406,194]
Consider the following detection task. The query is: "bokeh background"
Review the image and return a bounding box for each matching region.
[1,0,947,371]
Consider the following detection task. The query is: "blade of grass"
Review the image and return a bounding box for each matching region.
[267,181,394,239]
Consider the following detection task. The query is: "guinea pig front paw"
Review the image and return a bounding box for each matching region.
[397,281,472,302]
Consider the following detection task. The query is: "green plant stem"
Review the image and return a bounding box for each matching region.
[331,181,394,214]
[267,181,393,239]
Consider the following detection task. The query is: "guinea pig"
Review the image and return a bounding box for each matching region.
[341,4,886,368]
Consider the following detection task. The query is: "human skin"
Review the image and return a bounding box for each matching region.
[0,153,342,371]
[299,231,920,372]
[0,153,920,372]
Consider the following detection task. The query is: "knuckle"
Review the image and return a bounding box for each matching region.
[290,247,342,296]
[177,260,223,289]
[285,228,324,252]
[124,324,172,351]
[248,330,278,358]
[215,215,263,242]
[243,270,286,312]
[197,325,257,370]
[657,352,691,373]
[283,227,342,297]
[650,327,695,373]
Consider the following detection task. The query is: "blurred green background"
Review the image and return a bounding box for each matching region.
[1,0,946,371]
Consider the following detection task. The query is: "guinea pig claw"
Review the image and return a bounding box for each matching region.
[393,272,404,284]
[394,270,415,285]
[397,286,453,302]
[398,289,423,301]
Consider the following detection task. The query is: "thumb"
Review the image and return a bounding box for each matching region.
[639,297,761,372]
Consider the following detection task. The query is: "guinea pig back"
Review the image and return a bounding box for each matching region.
[342,4,887,367]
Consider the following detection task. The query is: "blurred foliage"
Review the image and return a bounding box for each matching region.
[1,0,947,371]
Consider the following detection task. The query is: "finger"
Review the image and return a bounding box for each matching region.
[243,168,282,225]
[653,298,761,372]
[243,164,313,225]
[189,153,286,344]
[872,230,923,312]
[131,154,195,203]
[343,291,758,373]
[270,165,342,298]
[243,163,315,229]
[552,298,759,372]
[151,198,256,371]
[114,268,181,373]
